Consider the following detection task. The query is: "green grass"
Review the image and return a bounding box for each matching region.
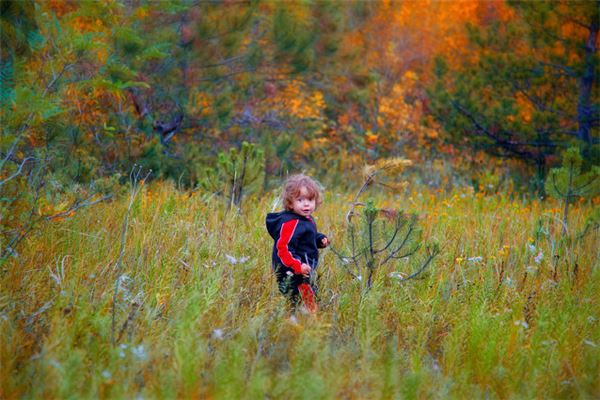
[1,182,599,399]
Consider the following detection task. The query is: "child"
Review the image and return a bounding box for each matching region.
[266,174,329,313]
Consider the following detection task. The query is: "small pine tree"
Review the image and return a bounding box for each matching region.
[332,158,439,291]
[545,147,599,236]
[200,141,264,211]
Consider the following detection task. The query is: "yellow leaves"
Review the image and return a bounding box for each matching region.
[365,131,378,146]
[363,158,412,189]
[135,7,150,19]
[374,158,413,172]
[265,80,325,120]
[188,90,213,117]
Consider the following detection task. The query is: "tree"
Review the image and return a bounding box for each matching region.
[430,1,599,190]
[545,147,599,236]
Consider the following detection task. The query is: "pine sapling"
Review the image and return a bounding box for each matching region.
[332,159,440,291]
[545,147,599,237]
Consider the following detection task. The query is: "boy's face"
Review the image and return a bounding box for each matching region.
[291,186,316,217]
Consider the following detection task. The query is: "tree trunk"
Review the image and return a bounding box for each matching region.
[576,15,598,145]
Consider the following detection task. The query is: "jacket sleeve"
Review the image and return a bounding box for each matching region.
[276,219,303,273]
[316,232,328,248]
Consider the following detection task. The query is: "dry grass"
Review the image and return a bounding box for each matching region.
[1,181,599,399]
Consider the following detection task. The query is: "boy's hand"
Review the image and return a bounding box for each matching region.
[321,237,330,247]
[300,263,312,277]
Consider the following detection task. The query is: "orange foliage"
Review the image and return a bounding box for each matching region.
[265,80,325,120]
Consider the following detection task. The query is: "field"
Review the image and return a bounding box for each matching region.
[1,182,599,399]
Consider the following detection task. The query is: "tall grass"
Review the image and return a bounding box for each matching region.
[1,182,598,398]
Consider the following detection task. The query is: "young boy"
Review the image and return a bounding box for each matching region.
[265,174,329,313]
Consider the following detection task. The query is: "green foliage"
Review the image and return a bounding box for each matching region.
[273,6,316,73]
[545,147,599,236]
[0,60,15,106]
[545,148,600,200]
[114,27,145,55]
[334,197,438,291]
[199,141,264,210]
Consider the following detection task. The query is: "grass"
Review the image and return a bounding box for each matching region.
[1,181,599,399]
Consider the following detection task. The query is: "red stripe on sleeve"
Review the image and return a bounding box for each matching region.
[276,219,302,273]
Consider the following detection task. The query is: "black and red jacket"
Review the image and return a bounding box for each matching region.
[266,210,327,274]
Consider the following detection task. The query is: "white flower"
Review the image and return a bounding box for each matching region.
[467,256,482,264]
[102,370,112,379]
[527,244,536,253]
[514,320,529,329]
[225,254,250,265]
[588,316,596,323]
[132,344,148,360]
[356,275,362,281]
[212,329,224,340]
[116,275,132,300]
[583,339,597,348]
[534,251,543,264]
[286,271,293,276]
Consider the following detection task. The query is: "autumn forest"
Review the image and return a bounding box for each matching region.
[1,0,599,398]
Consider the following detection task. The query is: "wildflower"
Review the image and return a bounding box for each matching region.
[505,277,514,287]
[212,329,224,340]
[455,257,464,264]
[356,275,362,281]
[286,271,293,276]
[467,256,482,264]
[583,339,597,348]
[514,319,529,329]
[225,254,250,265]
[132,345,147,361]
[527,244,536,253]
[116,274,132,294]
[102,370,112,379]
[588,316,596,324]
[534,251,543,264]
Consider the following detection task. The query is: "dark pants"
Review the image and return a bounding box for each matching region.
[274,264,318,310]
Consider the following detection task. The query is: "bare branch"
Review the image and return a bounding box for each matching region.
[397,246,439,282]
[381,217,417,265]
[45,194,113,221]
[0,157,34,187]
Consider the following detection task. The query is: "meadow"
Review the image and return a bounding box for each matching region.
[1,181,599,399]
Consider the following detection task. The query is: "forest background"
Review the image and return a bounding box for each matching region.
[1,0,599,398]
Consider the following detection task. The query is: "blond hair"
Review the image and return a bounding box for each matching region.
[282,174,323,211]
